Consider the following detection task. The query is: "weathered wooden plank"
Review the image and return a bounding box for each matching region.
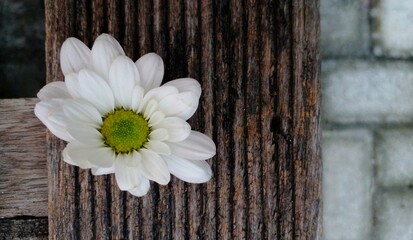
[245,1,264,239]
[192,1,217,238]
[45,0,321,239]
[0,218,48,239]
[260,1,278,238]
[230,1,248,239]
[291,2,322,239]
[0,98,48,218]
[213,1,232,238]
[274,1,296,238]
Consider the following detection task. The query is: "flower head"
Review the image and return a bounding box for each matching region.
[35,34,216,196]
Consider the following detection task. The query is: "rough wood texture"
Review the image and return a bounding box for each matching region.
[0,218,48,239]
[45,0,321,239]
[0,98,48,218]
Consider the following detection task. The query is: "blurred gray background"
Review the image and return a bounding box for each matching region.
[322,0,413,240]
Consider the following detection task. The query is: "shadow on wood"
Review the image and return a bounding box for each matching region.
[45,0,321,239]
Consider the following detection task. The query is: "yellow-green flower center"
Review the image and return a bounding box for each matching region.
[100,109,150,154]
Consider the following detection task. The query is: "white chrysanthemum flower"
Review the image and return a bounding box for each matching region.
[35,34,216,197]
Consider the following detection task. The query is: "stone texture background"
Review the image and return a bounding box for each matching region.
[1,0,412,239]
[322,0,413,239]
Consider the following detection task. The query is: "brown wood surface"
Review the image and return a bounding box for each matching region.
[45,0,321,239]
[0,98,48,218]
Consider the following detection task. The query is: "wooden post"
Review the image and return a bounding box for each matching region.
[45,0,321,239]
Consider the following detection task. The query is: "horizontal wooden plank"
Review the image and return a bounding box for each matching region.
[0,98,48,218]
[0,218,48,239]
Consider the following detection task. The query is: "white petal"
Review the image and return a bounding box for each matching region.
[87,147,115,168]
[128,178,150,197]
[63,142,95,169]
[136,53,164,91]
[168,131,216,160]
[143,99,158,119]
[34,100,58,127]
[91,33,125,79]
[114,154,142,190]
[62,151,78,166]
[157,92,199,120]
[37,81,71,100]
[114,156,135,190]
[47,115,72,142]
[76,69,115,114]
[66,124,103,146]
[131,86,145,112]
[163,78,202,98]
[63,99,102,127]
[65,73,82,99]
[47,109,66,125]
[109,56,140,108]
[140,86,178,111]
[164,155,212,183]
[155,117,191,142]
[145,140,171,155]
[139,149,170,185]
[34,99,71,142]
[91,166,115,175]
[60,37,91,76]
[148,111,165,126]
[149,128,169,141]
[65,142,113,171]
[124,150,141,167]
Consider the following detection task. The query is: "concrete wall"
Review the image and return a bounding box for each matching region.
[322,0,413,239]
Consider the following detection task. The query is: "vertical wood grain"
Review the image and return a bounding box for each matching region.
[45,0,321,239]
